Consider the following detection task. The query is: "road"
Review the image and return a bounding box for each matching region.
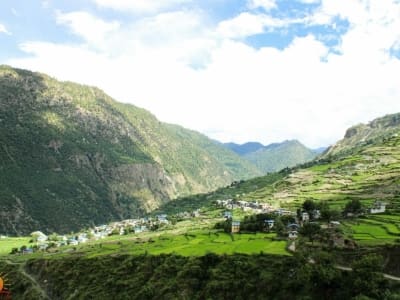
[335,265,400,282]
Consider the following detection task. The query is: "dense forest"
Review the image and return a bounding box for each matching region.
[1,250,400,299]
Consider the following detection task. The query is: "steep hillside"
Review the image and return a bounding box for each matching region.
[323,113,400,157]
[159,116,400,215]
[244,133,400,209]
[228,140,317,173]
[243,140,317,173]
[0,66,260,234]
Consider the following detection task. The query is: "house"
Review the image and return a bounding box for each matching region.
[22,248,34,254]
[157,214,169,224]
[288,231,298,239]
[68,239,78,246]
[224,211,232,219]
[370,202,386,214]
[265,219,275,229]
[287,223,300,231]
[302,212,310,222]
[134,226,143,233]
[231,220,241,233]
[274,209,293,216]
[31,231,48,243]
[312,210,321,219]
[38,243,48,251]
[329,221,341,227]
[191,210,201,218]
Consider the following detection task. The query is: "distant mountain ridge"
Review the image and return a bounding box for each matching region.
[0,65,260,234]
[322,112,400,157]
[224,140,319,173]
[224,142,265,155]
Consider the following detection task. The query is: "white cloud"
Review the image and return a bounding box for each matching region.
[91,0,190,14]
[0,23,11,35]
[56,11,120,47]
[247,0,276,11]
[216,13,267,39]
[5,0,400,148]
[297,0,320,4]
[216,12,306,39]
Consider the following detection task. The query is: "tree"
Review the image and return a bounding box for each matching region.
[274,218,285,237]
[302,199,316,214]
[49,233,59,241]
[299,223,321,244]
[31,232,41,243]
[344,199,363,215]
[319,202,340,221]
[351,254,388,299]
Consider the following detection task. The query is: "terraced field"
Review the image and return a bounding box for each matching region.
[342,215,400,245]
[240,134,400,212]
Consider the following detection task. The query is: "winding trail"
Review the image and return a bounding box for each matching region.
[335,265,400,282]
[2,259,50,299]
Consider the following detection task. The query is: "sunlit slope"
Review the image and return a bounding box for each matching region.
[0,65,260,234]
[244,133,400,210]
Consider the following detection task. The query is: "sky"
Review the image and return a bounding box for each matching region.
[1,0,400,148]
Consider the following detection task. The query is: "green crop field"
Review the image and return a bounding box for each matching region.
[342,220,400,245]
[81,231,290,257]
[0,230,289,260]
[0,237,31,255]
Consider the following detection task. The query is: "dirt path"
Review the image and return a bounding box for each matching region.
[4,259,50,299]
[335,265,400,282]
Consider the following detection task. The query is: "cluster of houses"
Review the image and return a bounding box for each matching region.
[22,215,172,253]
[216,199,276,214]
[218,199,331,240]
[217,198,388,239]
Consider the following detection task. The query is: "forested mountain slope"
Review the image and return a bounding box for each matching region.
[0,66,260,234]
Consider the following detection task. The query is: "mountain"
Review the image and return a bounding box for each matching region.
[224,142,265,155]
[312,147,328,154]
[224,140,318,173]
[323,113,400,157]
[0,65,260,235]
[160,112,400,215]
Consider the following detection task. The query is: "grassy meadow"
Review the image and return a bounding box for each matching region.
[0,237,31,255]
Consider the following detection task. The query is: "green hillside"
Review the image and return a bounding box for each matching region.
[244,133,400,210]
[225,140,318,173]
[0,66,260,235]
[159,116,400,217]
[323,113,400,157]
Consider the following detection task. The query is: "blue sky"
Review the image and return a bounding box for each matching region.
[1,0,400,148]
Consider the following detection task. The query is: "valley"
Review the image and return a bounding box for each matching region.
[1,67,400,299]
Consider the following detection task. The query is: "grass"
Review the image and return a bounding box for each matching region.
[0,226,289,261]
[0,237,31,255]
[81,231,290,257]
[342,219,400,245]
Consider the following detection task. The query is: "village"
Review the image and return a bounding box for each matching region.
[9,214,172,254]
[215,198,387,240]
[7,197,387,255]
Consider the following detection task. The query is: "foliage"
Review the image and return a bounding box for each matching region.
[242,140,318,173]
[344,199,363,215]
[299,223,322,243]
[0,65,260,235]
[1,251,396,299]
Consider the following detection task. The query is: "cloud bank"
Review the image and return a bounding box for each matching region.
[5,0,400,148]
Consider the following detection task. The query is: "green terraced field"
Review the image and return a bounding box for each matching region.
[83,231,290,257]
[0,231,289,260]
[342,219,400,245]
